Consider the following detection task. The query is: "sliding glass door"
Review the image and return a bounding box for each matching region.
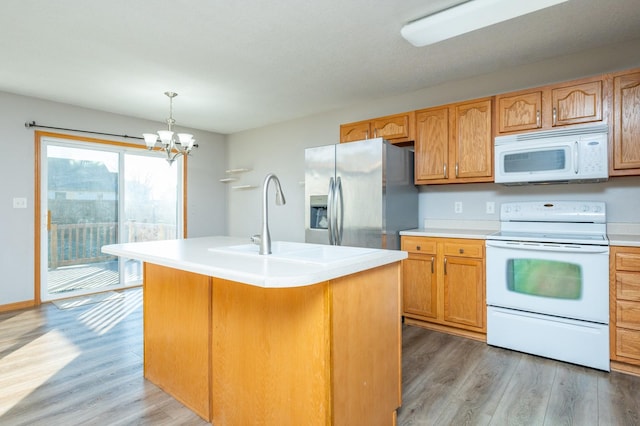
[40,136,182,301]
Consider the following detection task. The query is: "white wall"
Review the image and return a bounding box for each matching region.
[227,38,640,241]
[418,178,640,226]
[0,91,226,305]
[225,113,342,242]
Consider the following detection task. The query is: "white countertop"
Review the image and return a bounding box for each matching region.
[101,236,407,288]
[401,228,496,239]
[608,223,640,247]
[401,220,499,239]
[608,234,640,247]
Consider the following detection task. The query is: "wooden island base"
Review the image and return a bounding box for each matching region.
[143,261,402,425]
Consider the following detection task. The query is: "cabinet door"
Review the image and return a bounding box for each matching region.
[453,99,493,180]
[371,112,414,143]
[551,80,602,127]
[402,254,438,319]
[340,121,371,143]
[442,256,484,330]
[414,107,449,183]
[613,72,640,172]
[496,91,542,133]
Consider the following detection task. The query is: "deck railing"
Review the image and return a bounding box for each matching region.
[48,222,176,268]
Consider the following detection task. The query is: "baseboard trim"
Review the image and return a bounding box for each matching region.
[0,299,36,313]
[611,360,640,377]
[404,317,486,342]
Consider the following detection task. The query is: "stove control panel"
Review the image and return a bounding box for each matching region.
[500,201,606,223]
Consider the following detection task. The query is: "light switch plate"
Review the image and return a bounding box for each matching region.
[454,201,463,214]
[13,197,27,209]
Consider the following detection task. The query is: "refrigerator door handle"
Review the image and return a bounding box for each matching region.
[335,176,344,246]
[327,177,335,245]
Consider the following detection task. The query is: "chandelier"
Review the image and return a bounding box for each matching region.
[143,91,197,164]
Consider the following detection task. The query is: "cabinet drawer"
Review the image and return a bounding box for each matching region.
[401,237,436,254]
[616,252,640,272]
[616,271,640,301]
[616,328,640,361]
[617,300,640,331]
[443,241,483,258]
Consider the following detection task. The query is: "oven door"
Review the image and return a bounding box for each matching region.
[486,240,609,324]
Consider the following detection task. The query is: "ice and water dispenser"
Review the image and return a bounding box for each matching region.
[309,195,328,230]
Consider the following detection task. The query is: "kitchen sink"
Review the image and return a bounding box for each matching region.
[208,241,376,265]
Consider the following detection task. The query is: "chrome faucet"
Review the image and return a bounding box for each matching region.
[259,173,286,255]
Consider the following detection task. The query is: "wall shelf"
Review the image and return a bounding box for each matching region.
[232,185,258,190]
[219,177,238,183]
[225,168,252,174]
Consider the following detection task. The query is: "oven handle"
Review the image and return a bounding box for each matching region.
[486,240,609,254]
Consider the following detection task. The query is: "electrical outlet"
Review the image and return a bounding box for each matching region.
[486,201,495,214]
[454,201,463,214]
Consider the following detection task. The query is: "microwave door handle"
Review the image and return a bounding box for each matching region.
[574,141,579,174]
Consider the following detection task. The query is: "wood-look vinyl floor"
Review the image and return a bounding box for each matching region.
[400,324,640,426]
[1,288,639,425]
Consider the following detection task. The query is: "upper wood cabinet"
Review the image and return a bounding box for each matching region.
[611,70,640,175]
[496,90,543,133]
[415,98,493,185]
[551,80,602,126]
[496,77,604,135]
[340,111,415,144]
[339,120,370,143]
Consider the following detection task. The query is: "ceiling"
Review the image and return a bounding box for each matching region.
[2,0,640,135]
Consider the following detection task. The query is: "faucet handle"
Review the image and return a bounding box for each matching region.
[250,234,261,245]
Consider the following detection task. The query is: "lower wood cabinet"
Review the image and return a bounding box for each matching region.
[402,236,486,340]
[610,246,640,374]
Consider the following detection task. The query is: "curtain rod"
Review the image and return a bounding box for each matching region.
[25,121,144,140]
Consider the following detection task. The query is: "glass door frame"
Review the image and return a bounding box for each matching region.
[34,131,188,304]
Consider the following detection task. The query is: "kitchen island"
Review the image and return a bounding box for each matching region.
[102,236,406,425]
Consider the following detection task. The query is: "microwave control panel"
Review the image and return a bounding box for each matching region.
[578,139,607,174]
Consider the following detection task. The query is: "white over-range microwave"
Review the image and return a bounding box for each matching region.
[494,124,609,185]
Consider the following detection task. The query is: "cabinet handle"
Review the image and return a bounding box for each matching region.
[416,245,421,251]
[430,256,434,274]
[365,130,369,140]
[455,162,459,178]
[459,248,464,254]
[444,257,447,275]
[443,163,448,178]
[374,129,378,138]
[536,110,541,127]
[552,107,557,126]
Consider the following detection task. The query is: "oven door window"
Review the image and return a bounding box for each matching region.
[506,259,582,300]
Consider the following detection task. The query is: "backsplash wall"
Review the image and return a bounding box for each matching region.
[419,176,640,225]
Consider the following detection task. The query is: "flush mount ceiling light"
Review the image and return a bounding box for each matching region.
[400,0,569,47]
[143,91,197,164]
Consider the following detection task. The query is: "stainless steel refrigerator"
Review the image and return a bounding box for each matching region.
[305,137,418,250]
